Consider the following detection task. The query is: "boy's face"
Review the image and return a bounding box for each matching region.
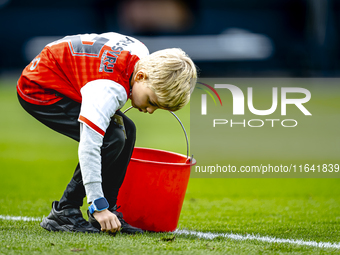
[130,80,160,114]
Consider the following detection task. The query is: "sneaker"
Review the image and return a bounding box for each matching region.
[40,201,100,233]
[87,205,144,234]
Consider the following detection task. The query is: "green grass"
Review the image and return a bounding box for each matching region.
[0,79,340,254]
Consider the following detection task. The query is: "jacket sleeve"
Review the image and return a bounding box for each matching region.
[78,79,127,203]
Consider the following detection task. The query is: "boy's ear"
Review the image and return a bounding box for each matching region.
[135,70,148,81]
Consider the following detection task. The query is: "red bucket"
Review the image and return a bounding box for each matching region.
[116,108,196,232]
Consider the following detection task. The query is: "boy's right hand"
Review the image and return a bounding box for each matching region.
[93,209,121,233]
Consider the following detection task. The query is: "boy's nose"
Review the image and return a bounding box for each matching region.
[147,106,156,114]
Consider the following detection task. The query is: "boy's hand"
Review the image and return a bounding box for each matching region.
[93,209,121,233]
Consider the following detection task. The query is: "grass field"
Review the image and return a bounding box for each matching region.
[0,78,340,254]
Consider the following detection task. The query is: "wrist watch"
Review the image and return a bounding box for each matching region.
[88,197,109,214]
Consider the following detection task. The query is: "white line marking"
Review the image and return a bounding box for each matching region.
[174,229,340,249]
[1,215,339,249]
[0,215,42,221]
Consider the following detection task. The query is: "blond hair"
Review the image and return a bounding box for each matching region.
[135,48,197,111]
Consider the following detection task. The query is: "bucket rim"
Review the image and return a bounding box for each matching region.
[131,147,196,166]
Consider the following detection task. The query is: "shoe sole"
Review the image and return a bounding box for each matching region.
[40,218,99,233]
[40,218,73,232]
[120,228,143,234]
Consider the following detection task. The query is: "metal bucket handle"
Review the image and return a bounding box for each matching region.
[123,106,191,161]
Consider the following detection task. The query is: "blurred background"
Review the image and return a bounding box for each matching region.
[0,0,339,78]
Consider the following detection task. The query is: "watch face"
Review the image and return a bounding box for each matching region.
[95,197,109,210]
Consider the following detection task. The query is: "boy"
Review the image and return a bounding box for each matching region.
[17,32,197,234]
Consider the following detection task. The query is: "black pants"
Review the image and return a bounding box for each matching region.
[18,94,136,209]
